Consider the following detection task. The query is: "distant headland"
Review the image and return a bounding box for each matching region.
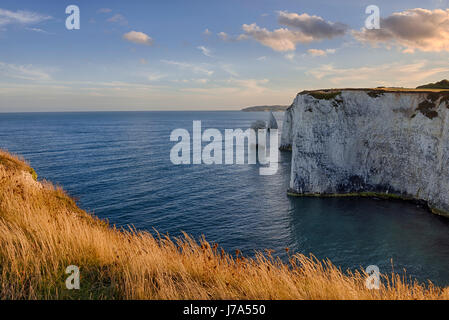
[416,79,449,89]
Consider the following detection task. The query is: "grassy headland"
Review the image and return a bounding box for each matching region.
[0,149,448,299]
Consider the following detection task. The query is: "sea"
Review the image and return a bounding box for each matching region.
[1,111,449,286]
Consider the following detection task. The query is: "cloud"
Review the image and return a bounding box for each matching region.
[218,32,229,41]
[241,23,313,51]
[195,78,209,84]
[0,8,51,27]
[306,60,449,87]
[197,46,212,57]
[25,27,50,34]
[307,48,336,56]
[353,8,449,53]
[221,64,238,76]
[97,8,112,14]
[278,11,348,39]
[203,28,211,36]
[0,61,52,81]
[107,13,128,25]
[161,60,214,76]
[174,78,210,84]
[218,31,247,42]
[239,12,347,51]
[256,56,267,61]
[284,53,295,61]
[147,73,166,81]
[181,78,270,96]
[228,78,269,94]
[123,31,153,45]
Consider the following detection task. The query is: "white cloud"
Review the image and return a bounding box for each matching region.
[107,14,127,25]
[161,60,214,76]
[284,53,295,60]
[175,78,210,84]
[197,46,212,57]
[0,61,52,81]
[195,78,209,84]
[218,31,230,41]
[0,8,51,27]
[353,8,449,53]
[307,48,336,56]
[123,31,153,45]
[218,31,247,42]
[147,73,166,81]
[25,27,50,34]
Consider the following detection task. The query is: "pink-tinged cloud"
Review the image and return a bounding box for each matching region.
[240,11,347,51]
[307,48,336,57]
[353,8,449,53]
[123,31,153,45]
[242,23,314,51]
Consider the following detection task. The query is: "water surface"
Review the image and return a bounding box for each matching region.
[1,111,448,285]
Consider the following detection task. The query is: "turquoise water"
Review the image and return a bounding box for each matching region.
[1,111,449,285]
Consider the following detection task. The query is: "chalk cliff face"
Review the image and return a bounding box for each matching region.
[280,105,294,150]
[281,89,449,216]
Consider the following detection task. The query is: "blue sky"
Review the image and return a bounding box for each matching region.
[1,0,449,111]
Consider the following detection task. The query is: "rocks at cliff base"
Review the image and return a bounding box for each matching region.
[281,89,449,216]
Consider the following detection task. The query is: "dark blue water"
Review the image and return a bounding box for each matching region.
[1,111,449,286]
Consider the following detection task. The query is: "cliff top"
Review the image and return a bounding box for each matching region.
[298,87,449,101]
[300,87,449,94]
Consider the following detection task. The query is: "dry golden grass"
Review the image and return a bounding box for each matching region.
[0,149,448,300]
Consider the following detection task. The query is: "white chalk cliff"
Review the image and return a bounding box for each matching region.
[280,89,449,216]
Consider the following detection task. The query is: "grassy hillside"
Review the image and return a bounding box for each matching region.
[0,149,448,299]
[417,80,449,89]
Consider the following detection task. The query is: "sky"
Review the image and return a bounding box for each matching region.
[1,0,449,111]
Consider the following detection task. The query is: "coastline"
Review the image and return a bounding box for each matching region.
[1,149,448,299]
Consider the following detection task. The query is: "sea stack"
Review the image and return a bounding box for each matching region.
[267,111,278,130]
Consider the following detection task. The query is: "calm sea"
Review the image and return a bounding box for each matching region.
[1,111,449,285]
